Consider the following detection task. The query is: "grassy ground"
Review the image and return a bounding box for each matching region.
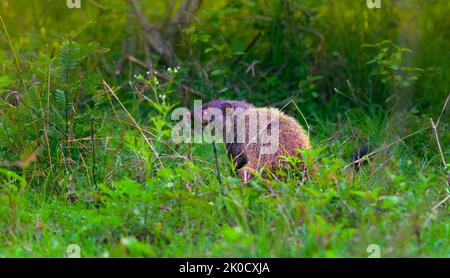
[0,0,448,257]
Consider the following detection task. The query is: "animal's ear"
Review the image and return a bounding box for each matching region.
[201,108,210,124]
[222,102,233,110]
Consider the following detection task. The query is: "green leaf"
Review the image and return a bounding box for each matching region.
[60,40,81,70]
[378,196,401,209]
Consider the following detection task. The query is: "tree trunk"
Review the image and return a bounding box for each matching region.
[127,0,202,67]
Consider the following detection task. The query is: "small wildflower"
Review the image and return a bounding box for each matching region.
[166,182,174,188]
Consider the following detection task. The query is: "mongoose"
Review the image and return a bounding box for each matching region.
[188,100,314,182]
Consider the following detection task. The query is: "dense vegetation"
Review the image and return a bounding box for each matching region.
[0,0,448,257]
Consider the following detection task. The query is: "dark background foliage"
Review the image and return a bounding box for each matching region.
[0,0,448,257]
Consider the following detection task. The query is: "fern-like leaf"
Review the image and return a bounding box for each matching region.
[60,40,81,71]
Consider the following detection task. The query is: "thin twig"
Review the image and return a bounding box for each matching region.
[103,80,163,168]
[90,116,97,186]
[436,93,450,128]
[0,15,27,93]
[212,141,224,189]
[432,93,450,189]
[430,118,447,168]
[42,57,55,174]
[432,194,450,212]
[289,100,311,139]
[231,32,262,68]
[343,127,430,169]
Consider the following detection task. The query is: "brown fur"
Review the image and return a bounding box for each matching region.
[188,100,315,182]
[227,107,315,182]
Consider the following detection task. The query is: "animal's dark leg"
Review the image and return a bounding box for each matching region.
[237,159,257,183]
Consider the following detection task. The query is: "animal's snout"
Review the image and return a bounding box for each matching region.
[184,111,192,121]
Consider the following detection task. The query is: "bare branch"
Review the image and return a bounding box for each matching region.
[167,0,202,40]
[127,0,178,66]
[430,118,447,168]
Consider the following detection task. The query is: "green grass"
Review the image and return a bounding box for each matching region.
[0,137,448,258]
[0,0,449,258]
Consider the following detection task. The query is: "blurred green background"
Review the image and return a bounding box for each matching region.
[0,0,448,258]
